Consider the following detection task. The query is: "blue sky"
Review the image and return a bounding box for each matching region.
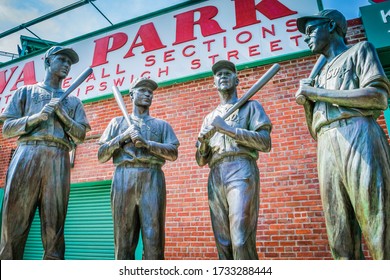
[0,0,373,63]
[0,0,190,61]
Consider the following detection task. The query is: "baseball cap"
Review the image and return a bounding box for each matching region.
[130,77,158,92]
[44,46,79,64]
[212,60,236,74]
[297,9,347,37]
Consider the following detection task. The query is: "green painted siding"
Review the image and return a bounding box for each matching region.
[383,63,390,131]
[22,181,143,260]
[0,188,4,234]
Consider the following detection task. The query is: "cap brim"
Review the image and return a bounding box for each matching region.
[132,79,158,91]
[54,48,79,64]
[296,15,328,34]
[212,60,236,74]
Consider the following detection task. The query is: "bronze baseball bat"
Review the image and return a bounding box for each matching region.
[221,63,280,120]
[296,55,327,105]
[112,86,132,127]
[42,67,93,120]
[198,63,280,141]
[112,86,142,148]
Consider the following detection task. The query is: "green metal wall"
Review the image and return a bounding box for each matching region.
[383,63,390,130]
[22,180,143,260]
[379,49,390,131]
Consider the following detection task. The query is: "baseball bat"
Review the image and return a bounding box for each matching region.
[112,86,132,127]
[42,67,93,120]
[198,63,280,141]
[112,86,143,148]
[296,55,327,105]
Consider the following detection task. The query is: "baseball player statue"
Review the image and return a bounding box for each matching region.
[196,60,272,260]
[0,46,91,259]
[98,78,179,259]
[296,9,390,259]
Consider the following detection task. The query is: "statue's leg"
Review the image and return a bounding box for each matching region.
[345,118,390,260]
[208,163,233,259]
[111,166,140,260]
[0,145,41,260]
[317,128,363,260]
[40,146,70,260]
[139,168,166,260]
[226,159,259,260]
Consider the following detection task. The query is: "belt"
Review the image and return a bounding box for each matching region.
[19,140,70,151]
[119,162,161,169]
[210,154,254,168]
[317,118,356,136]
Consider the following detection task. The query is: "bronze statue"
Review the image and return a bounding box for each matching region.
[97,78,179,260]
[0,46,91,259]
[195,60,272,260]
[296,9,390,259]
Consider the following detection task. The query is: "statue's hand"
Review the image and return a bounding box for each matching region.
[39,98,60,120]
[296,78,314,104]
[198,125,216,143]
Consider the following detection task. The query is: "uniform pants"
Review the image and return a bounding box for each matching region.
[208,156,260,260]
[0,144,70,260]
[111,165,166,260]
[317,117,390,259]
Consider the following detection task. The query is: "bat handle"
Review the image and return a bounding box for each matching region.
[41,113,49,121]
[134,140,143,148]
[198,126,216,142]
[296,94,307,105]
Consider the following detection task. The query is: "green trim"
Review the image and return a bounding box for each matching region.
[20,35,57,46]
[317,0,324,11]
[83,93,115,104]
[71,179,112,188]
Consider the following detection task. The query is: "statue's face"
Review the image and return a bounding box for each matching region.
[303,19,331,54]
[214,69,238,92]
[132,87,153,107]
[47,54,72,78]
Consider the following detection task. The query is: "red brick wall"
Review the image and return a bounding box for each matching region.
[0,19,386,259]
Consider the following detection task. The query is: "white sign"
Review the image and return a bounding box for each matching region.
[0,0,319,113]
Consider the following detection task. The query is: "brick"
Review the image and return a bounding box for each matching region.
[0,19,382,260]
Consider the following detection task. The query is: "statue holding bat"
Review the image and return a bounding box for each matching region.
[97,77,179,260]
[295,10,390,259]
[196,60,277,260]
[0,46,91,259]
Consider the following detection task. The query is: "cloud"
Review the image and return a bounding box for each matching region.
[0,0,192,62]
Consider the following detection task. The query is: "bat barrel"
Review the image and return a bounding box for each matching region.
[198,63,280,142]
[221,63,280,120]
[60,67,93,102]
[296,94,306,105]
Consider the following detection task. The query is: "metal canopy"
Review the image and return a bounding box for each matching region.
[0,0,113,60]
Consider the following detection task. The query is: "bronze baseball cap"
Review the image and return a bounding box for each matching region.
[44,46,79,64]
[297,9,347,37]
[212,60,236,74]
[130,77,158,92]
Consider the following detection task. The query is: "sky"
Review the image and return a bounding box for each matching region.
[0,0,373,63]
[0,0,191,62]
